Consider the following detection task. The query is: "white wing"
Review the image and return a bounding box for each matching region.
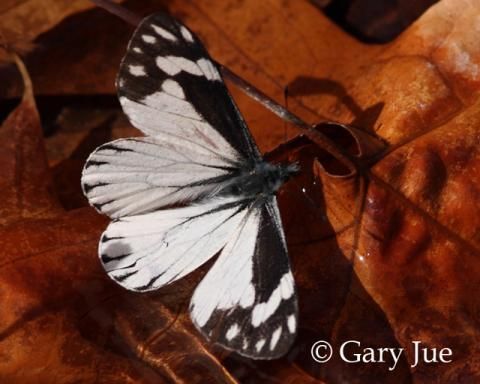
[190,199,298,359]
[118,92,239,161]
[117,12,261,161]
[81,137,240,218]
[100,198,249,292]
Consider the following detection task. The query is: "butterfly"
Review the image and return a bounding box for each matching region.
[81,12,299,359]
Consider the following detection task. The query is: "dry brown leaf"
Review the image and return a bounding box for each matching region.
[0,0,159,98]
[317,0,439,43]
[0,0,125,66]
[0,54,62,224]
[0,0,479,383]
[0,0,96,41]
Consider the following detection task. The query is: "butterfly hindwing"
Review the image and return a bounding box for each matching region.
[100,198,249,291]
[117,12,261,162]
[190,198,298,359]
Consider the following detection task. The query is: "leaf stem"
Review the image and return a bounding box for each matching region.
[89,0,142,25]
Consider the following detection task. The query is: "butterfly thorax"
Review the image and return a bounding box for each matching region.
[217,161,298,199]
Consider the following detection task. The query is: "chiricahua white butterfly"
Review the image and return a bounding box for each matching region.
[81,12,298,359]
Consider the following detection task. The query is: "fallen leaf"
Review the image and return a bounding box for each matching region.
[156,0,480,382]
[318,0,439,43]
[0,0,103,45]
[1,0,479,383]
[0,0,127,72]
[0,53,62,224]
[0,0,160,98]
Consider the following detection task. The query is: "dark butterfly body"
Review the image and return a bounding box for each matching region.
[81,12,298,359]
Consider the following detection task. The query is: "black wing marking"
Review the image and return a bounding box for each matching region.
[117,12,261,162]
[190,198,298,359]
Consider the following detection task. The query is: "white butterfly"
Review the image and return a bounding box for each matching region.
[81,12,298,359]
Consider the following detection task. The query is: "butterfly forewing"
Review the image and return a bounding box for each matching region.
[117,12,261,161]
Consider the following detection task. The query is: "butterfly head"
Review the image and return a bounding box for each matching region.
[264,161,299,189]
